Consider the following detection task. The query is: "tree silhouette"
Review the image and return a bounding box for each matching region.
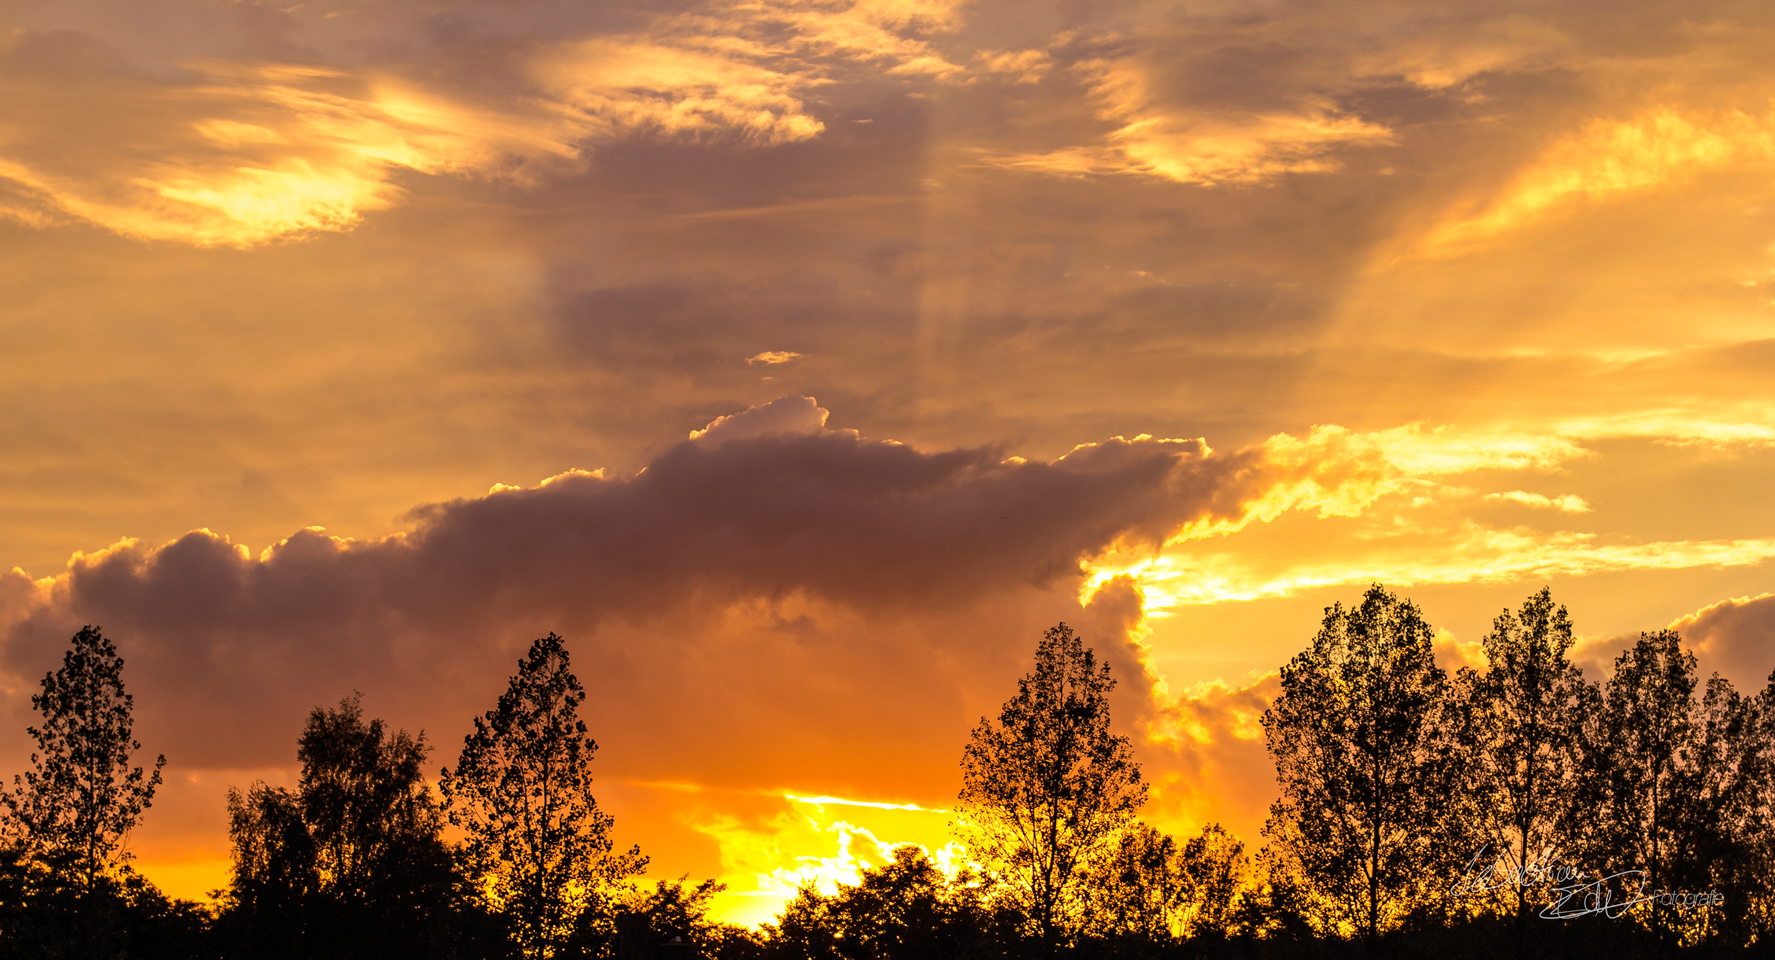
[1452,587,1597,956]
[441,632,646,960]
[768,882,842,960]
[1261,585,1455,949]
[222,694,462,960]
[1077,820,1250,949]
[955,622,1145,954]
[599,875,763,960]
[1685,672,1766,949]
[296,694,443,901]
[1740,671,1775,947]
[224,782,316,959]
[1584,630,1722,951]
[2,625,164,893]
[821,846,986,960]
[1083,822,1187,945]
[1176,823,1249,945]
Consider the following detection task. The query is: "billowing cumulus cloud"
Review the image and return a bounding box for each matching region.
[688,395,834,443]
[0,397,1636,911]
[1671,593,1775,693]
[0,401,1304,911]
[1,404,1264,782]
[1,404,1244,684]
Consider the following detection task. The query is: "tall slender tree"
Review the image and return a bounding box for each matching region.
[441,632,646,960]
[2,625,164,892]
[1261,585,1456,949]
[1741,672,1775,946]
[1593,631,1692,945]
[1685,673,1765,948]
[1452,587,1597,956]
[955,622,1146,954]
[1584,630,1726,951]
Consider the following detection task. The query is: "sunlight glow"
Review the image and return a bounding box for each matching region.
[1087,530,1775,611]
[785,793,950,813]
[697,797,963,927]
[1078,423,1775,612]
[1425,107,1775,252]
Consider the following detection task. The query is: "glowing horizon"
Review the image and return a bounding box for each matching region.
[5,0,1775,932]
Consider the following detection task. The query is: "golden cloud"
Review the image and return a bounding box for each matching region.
[747,350,808,364]
[1078,423,1775,611]
[1096,525,1775,611]
[973,49,1052,84]
[534,39,824,146]
[0,0,972,247]
[0,44,799,246]
[985,47,1393,185]
[1484,490,1591,513]
[1425,107,1775,253]
[0,59,589,247]
[1554,410,1775,447]
[1348,14,1571,89]
[743,0,966,74]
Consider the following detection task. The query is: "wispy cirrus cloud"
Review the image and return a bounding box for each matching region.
[1079,422,1775,612]
[1424,107,1775,254]
[987,53,1392,185]
[1485,490,1590,512]
[0,0,971,247]
[0,37,580,246]
[1095,529,1775,611]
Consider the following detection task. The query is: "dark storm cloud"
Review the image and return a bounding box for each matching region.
[1,401,1280,770]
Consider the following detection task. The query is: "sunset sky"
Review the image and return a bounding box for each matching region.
[4,0,1775,926]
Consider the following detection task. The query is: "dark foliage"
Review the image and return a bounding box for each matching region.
[1260,585,1461,946]
[442,632,648,960]
[216,694,485,960]
[956,622,1146,953]
[2,625,164,891]
[6,601,1775,960]
[0,626,209,960]
[761,846,1008,960]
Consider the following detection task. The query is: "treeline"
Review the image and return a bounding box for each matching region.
[761,589,1775,959]
[3,587,1774,959]
[1253,586,1775,958]
[0,630,688,959]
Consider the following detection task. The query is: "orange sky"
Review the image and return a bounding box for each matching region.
[3,0,1775,927]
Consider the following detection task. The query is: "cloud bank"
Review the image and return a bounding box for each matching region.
[2,396,1770,916]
